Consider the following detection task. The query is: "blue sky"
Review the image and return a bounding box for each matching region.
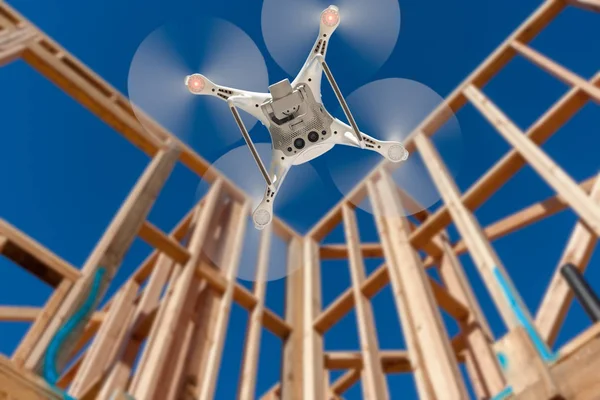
[1,0,600,398]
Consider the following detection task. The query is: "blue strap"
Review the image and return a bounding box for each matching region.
[43,267,107,397]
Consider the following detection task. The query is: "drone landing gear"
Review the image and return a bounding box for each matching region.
[330,119,409,163]
[252,156,290,230]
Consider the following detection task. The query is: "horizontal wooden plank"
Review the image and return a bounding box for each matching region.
[138,221,190,265]
[0,219,80,285]
[324,350,411,373]
[0,306,104,323]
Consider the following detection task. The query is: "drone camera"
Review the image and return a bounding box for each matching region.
[186,73,206,94]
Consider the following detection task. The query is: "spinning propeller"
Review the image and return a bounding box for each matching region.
[128,15,269,155]
[326,78,464,217]
[261,0,401,81]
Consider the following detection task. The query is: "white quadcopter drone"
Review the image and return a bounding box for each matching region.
[185,5,409,230]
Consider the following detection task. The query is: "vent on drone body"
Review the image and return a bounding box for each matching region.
[362,135,379,149]
[314,39,328,55]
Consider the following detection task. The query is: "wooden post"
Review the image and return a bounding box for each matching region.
[98,253,175,398]
[196,200,249,400]
[24,142,180,373]
[303,238,325,400]
[341,204,390,400]
[367,179,434,400]
[69,280,139,397]
[281,237,304,400]
[438,237,505,398]
[536,174,600,345]
[238,225,272,400]
[129,179,223,399]
[0,26,36,66]
[12,280,73,368]
[374,172,468,399]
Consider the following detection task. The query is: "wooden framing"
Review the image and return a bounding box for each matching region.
[1,0,600,399]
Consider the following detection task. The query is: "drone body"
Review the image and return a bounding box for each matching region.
[185,5,408,229]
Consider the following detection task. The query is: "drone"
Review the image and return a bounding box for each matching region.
[185,5,409,230]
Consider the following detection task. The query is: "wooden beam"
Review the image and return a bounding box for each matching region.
[374,172,468,399]
[511,41,600,103]
[342,204,390,400]
[303,239,325,400]
[320,243,384,260]
[281,238,304,400]
[238,226,272,400]
[138,221,190,265]
[196,260,292,339]
[367,178,434,400]
[330,368,361,396]
[464,84,600,238]
[0,219,81,285]
[324,350,411,373]
[568,0,600,12]
[536,174,600,346]
[197,201,249,400]
[314,262,468,335]
[99,253,175,398]
[69,281,139,397]
[0,25,37,66]
[438,238,505,398]
[0,306,103,324]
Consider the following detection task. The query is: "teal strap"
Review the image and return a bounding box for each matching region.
[43,267,107,396]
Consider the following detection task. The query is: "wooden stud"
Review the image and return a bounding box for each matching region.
[0,219,81,284]
[342,204,390,400]
[567,0,600,13]
[98,253,175,398]
[138,221,190,265]
[238,225,272,400]
[196,201,249,400]
[69,280,139,397]
[511,41,600,103]
[0,25,36,66]
[11,280,72,368]
[367,178,434,400]
[536,173,600,346]
[438,237,505,398]
[303,238,325,400]
[374,172,468,399]
[281,237,304,400]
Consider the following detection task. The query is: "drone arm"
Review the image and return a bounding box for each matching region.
[316,55,364,146]
[228,98,273,188]
[291,6,340,89]
[330,118,409,162]
[186,74,271,126]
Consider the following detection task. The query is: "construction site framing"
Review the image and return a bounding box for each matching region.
[1,0,600,399]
